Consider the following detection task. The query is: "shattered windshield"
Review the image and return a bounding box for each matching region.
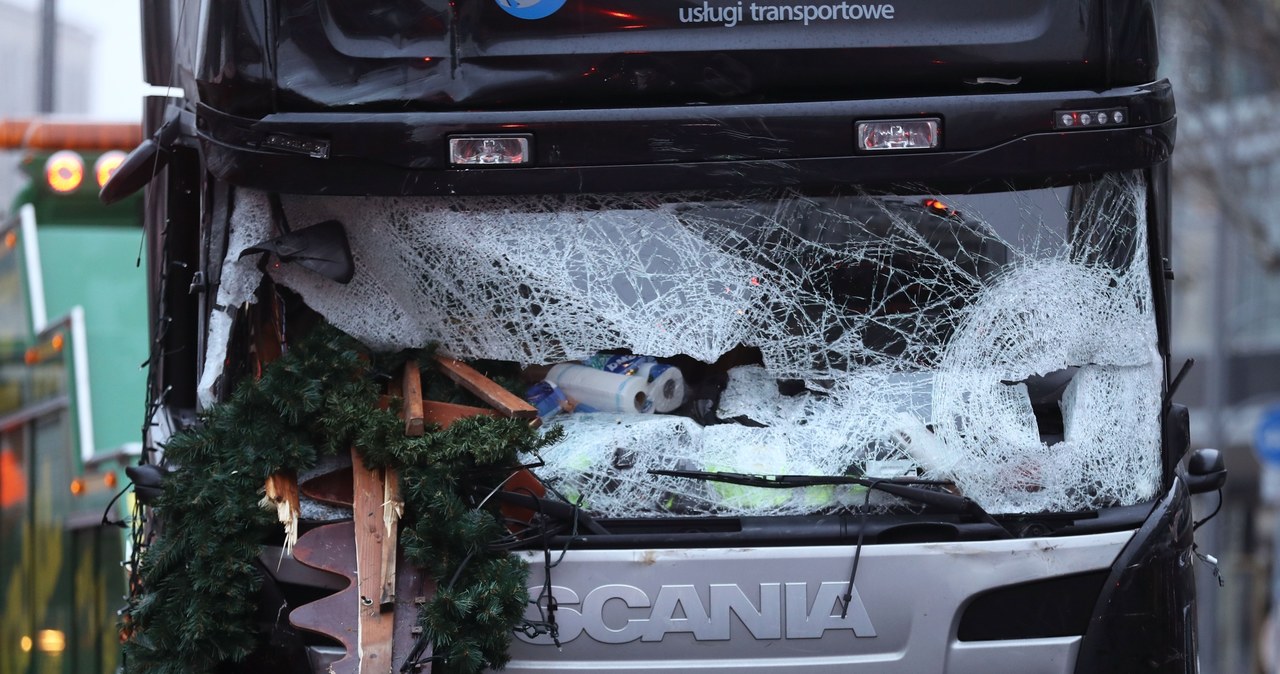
[225,172,1161,516]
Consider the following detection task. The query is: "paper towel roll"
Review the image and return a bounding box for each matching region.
[547,364,653,414]
[637,362,686,413]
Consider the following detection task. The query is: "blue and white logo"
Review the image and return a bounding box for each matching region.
[495,0,567,20]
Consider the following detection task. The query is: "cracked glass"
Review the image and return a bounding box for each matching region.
[219,171,1161,516]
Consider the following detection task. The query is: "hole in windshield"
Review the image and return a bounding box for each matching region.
[233,172,1160,517]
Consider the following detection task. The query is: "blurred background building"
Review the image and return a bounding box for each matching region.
[0,2,92,116]
[0,1,93,205]
[0,0,1277,671]
[1161,1,1280,671]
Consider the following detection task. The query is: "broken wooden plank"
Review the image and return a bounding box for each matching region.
[498,467,548,532]
[402,360,425,437]
[260,471,301,556]
[433,356,538,420]
[352,447,395,673]
[379,467,403,608]
[422,400,500,429]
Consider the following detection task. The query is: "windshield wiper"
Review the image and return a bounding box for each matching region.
[488,489,611,536]
[649,468,1011,538]
[652,468,1012,622]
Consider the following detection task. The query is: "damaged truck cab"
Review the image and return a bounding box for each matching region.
[115,0,1222,672]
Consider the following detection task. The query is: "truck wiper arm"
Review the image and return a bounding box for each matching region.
[489,489,611,536]
[650,468,1011,538]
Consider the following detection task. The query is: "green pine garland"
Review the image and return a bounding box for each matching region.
[124,324,559,673]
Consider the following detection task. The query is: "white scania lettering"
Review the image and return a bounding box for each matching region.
[709,583,782,640]
[582,584,651,644]
[643,585,712,641]
[785,582,877,638]
[516,582,875,645]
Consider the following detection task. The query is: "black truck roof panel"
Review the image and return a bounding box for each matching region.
[186,0,1158,116]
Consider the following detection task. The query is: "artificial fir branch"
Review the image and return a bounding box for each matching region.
[369,413,563,672]
[123,324,558,674]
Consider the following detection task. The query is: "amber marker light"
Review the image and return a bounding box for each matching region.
[44,150,84,193]
[70,478,86,496]
[923,198,961,218]
[105,471,118,489]
[36,629,66,652]
[95,150,127,188]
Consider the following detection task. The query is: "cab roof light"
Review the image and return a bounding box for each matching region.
[1055,108,1127,130]
[856,118,940,152]
[44,150,84,193]
[449,135,531,166]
